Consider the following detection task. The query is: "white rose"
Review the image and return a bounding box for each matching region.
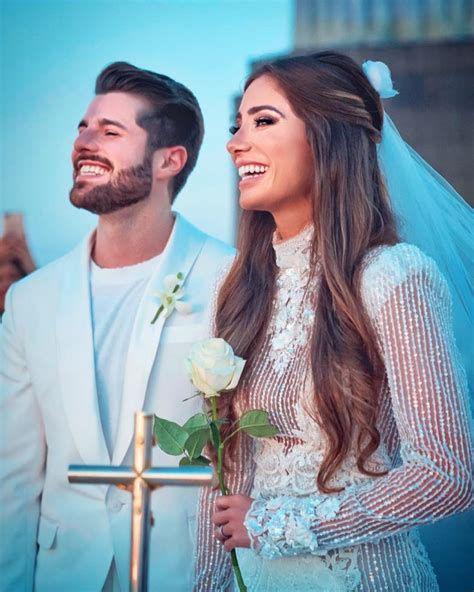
[186,338,246,398]
[362,60,399,99]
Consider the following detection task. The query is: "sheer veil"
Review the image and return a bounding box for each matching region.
[363,61,473,396]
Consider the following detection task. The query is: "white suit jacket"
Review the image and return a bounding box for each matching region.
[0,213,234,592]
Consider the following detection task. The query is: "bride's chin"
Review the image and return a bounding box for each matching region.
[239,193,271,212]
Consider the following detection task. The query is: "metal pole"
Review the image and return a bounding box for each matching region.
[130,413,153,592]
[68,466,135,485]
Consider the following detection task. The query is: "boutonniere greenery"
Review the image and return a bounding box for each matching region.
[151,272,192,324]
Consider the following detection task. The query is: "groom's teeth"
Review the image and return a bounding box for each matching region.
[79,164,108,176]
[238,164,269,178]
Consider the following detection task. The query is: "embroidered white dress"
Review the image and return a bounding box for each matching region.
[194,228,472,591]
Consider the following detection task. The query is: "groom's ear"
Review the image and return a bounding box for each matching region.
[153,146,188,182]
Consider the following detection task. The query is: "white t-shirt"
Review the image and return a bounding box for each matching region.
[89,254,161,456]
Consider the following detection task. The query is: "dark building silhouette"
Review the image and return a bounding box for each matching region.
[294,0,474,203]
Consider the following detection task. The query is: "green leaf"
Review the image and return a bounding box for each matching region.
[184,428,210,459]
[153,416,189,456]
[179,455,211,467]
[183,413,209,434]
[209,420,221,451]
[239,410,279,438]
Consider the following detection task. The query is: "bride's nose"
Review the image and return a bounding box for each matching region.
[226,128,251,157]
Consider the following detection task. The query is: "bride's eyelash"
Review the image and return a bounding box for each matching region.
[228,116,276,135]
[255,116,275,127]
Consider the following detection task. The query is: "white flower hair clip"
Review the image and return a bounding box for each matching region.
[151,272,192,324]
[362,60,399,99]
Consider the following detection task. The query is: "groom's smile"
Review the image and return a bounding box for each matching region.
[73,155,114,185]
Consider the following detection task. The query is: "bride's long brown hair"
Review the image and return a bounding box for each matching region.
[215,51,400,493]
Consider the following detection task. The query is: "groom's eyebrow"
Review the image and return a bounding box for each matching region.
[77,118,128,130]
[99,118,128,130]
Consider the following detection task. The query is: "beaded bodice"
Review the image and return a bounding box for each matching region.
[240,227,390,501]
[195,231,472,591]
[267,225,315,375]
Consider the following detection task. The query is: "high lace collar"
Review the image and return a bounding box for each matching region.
[272,224,313,270]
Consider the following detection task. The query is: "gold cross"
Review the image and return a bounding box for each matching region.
[68,412,213,591]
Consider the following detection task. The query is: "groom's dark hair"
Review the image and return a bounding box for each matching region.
[95,61,204,201]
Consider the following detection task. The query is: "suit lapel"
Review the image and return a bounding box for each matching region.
[112,214,207,465]
[57,232,110,466]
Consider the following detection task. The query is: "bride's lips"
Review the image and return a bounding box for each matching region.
[239,175,265,187]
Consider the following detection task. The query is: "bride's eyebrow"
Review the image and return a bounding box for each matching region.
[236,105,286,121]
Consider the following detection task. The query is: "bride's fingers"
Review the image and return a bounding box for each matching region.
[215,494,246,510]
[214,527,238,551]
[214,523,230,543]
[212,495,253,550]
[223,532,246,552]
[223,536,235,552]
[215,495,231,510]
[212,508,232,526]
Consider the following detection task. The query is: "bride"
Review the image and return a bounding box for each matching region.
[194,51,472,591]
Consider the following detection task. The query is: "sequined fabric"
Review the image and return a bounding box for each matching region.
[194,229,472,592]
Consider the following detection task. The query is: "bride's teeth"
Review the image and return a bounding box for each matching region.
[237,164,269,178]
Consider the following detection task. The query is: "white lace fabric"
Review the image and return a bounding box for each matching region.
[194,231,472,591]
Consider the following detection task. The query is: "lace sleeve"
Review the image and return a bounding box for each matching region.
[245,245,472,558]
[194,431,256,590]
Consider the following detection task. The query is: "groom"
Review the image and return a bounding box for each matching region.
[0,62,233,591]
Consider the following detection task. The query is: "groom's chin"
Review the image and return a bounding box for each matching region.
[69,185,102,213]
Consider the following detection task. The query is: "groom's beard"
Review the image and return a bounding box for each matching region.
[69,155,153,215]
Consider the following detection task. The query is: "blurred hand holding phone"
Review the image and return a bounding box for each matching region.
[3,212,25,239]
[0,213,36,312]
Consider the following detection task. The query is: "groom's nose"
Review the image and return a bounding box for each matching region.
[73,127,100,155]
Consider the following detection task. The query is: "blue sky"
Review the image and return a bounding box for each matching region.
[1,0,293,265]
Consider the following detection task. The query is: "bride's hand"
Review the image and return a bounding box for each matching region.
[213,494,253,552]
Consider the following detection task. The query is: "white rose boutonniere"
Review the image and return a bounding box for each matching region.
[151,272,192,324]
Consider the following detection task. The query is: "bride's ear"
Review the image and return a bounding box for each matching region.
[153,146,188,181]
